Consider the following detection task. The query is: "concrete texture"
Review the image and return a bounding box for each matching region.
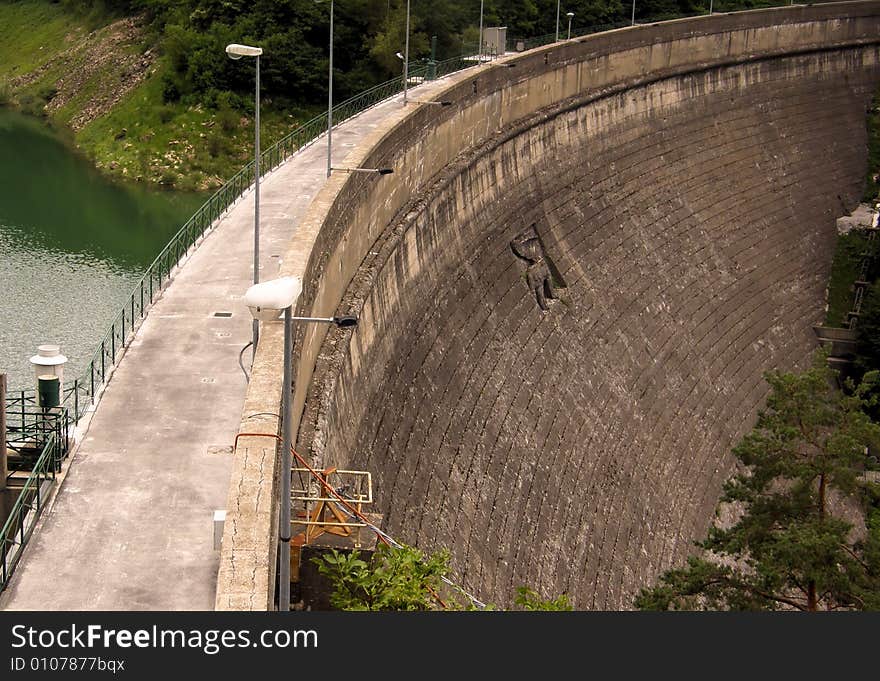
[281,5,880,610]
[0,91,408,611]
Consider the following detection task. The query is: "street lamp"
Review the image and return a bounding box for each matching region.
[315,0,335,178]
[555,0,561,41]
[631,0,636,26]
[243,275,358,611]
[566,12,574,40]
[226,43,263,359]
[478,0,484,62]
[403,0,411,105]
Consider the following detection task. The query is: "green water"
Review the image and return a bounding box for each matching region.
[0,109,206,388]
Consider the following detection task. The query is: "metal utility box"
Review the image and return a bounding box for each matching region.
[483,26,507,57]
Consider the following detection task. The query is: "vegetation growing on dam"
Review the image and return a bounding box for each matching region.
[313,544,572,610]
[1,0,797,189]
[636,357,880,611]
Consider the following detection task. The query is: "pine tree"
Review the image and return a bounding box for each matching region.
[636,357,880,611]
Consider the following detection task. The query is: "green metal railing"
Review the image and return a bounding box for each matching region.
[1,433,59,591]
[2,401,69,472]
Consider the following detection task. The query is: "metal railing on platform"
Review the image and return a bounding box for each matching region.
[1,433,59,592]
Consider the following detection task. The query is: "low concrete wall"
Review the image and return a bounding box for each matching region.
[216,2,880,610]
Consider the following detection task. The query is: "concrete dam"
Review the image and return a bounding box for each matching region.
[216,3,880,610]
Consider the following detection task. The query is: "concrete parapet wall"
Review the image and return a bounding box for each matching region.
[216,2,880,609]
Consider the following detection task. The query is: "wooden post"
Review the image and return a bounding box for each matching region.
[1,373,7,491]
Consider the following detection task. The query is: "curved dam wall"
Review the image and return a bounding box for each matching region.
[216,3,880,610]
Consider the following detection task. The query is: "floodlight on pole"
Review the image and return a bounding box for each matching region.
[555,0,561,41]
[403,0,411,105]
[328,0,335,178]
[226,43,263,361]
[566,12,574,40]
[243,276,358,611]
[478,0,484,62]
[314,0,335,178]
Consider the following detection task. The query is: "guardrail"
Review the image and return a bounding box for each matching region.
[1,433,59,592]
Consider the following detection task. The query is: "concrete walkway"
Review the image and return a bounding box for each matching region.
[0,92,411,611]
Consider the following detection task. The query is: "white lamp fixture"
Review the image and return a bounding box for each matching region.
[225,43,263,58]
[244,276,303,321]
[226,42,264,361]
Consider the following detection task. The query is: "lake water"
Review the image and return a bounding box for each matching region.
[0,109,205,389]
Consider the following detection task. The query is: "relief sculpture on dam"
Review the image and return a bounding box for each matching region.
[510,223,568,310]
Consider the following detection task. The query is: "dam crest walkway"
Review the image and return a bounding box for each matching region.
[0,89,420,610]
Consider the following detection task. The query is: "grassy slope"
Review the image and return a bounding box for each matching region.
[77,75,305,191]
[1,0,313,190]
[0,1,82,81]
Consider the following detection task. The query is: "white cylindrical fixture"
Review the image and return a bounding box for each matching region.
[30,344,67,406]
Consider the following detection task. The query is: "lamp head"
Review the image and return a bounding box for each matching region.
[333,315,359,328]
[243,276,302,321]
[395,52,405,60]
[226,44,263,60]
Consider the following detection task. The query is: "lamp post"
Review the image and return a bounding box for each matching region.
[566,12,574,40]
[478,0,484,62]
[243,276,358,611]
[328,0,334,177]
[555,0,561,41]
[226,43,263,359]
[631,0,636,26]
[403,0,411,104]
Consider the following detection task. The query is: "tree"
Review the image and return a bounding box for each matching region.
[313,543,571,610]
[313,543,451,610]
[636,357,880,611]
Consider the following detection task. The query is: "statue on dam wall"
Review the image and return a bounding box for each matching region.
[510,224,567,311]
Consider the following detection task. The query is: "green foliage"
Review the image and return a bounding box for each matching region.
[636,357,880,611]
[0,81,13,107]
[858,287,880,374]
[313,543,573,611]
[865,91,880,202]
[514,586,573,610]
[313,544,450,611]
[825,230,877,328]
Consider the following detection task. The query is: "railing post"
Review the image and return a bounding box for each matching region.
[101,340,106,382]
[90,362,95,405]
[74,378,79,421]
[111,323,116,363]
